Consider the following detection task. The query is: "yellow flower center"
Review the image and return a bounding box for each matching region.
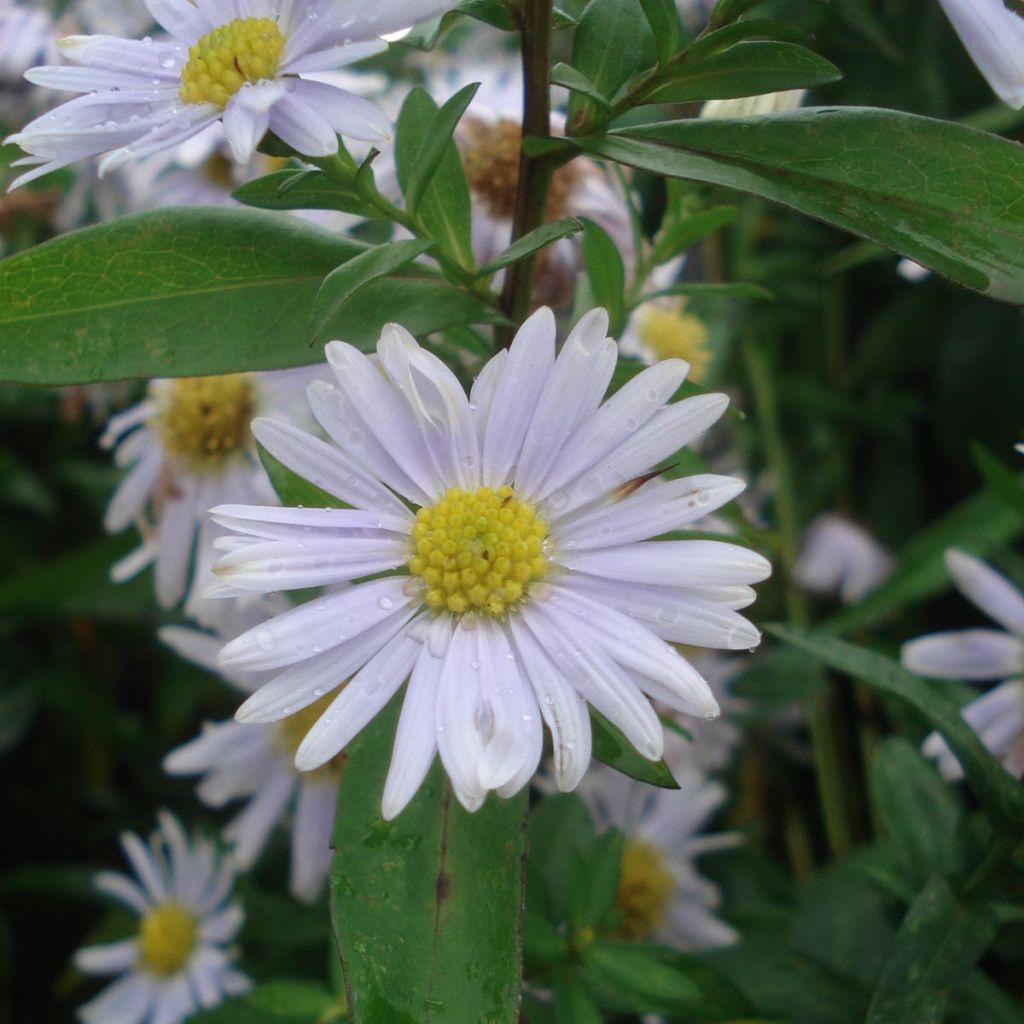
[157,374,256,474]
[138,905,197,977]
[461,117,580,220]
[408,485,549,618]
[613,839,675,940]
[638,304,711,382]
[180,17,285,108]
[275,692,346,780]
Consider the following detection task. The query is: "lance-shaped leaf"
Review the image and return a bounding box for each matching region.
[766,625,1024,828]
[476,217,584,277]
[331,696,527,1024]
[590,709,679,789]
[573,109,1024,301]
[0,208,365,385]
[233,169,377,217]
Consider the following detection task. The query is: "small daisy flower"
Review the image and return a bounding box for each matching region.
[6,0,453,189]
[101,368,316,619]
[700,88,806,119]
[901,549,1024,779]
[162,607,341,904]
[937,0,1024,109]
[208,307,770,818]
[619,261,712,381]
[74,810,248,1024]
[577,734,740,949]
[793,513,892,605]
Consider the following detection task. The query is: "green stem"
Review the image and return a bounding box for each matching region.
[741,331,852,861]
[313,153,498,308]
[496,0,555,348]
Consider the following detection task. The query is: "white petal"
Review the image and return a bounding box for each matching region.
[224,768,294,869]
[119,832,168,903]
[251,416,410,516]
[154,479,198,607]
[480,307,556,487]
[382,644,444,820]
[95,871,151,915]
[514,309,616,500]
[507,616,592,792]
[78,974,154,1024]
[145,0,212,42]
[289,779,337,902]
[199,904,245,945]
[285,78,391,144]
[223,94,271,163]
[552,475,746,550]
[103,447,162,532]
[294,631,422,770]
[220,577,416,671]
[900,629,1024,680]
[937,0,1024,108]
[74,939,138,976]
[560,539,771,588]
[543,394,730,519]
[946,549,1024,636]
[283,40,387,74]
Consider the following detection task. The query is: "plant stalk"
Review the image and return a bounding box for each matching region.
[497,0,555,348]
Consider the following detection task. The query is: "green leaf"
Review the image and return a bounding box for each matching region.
[639,0,682,66]
[568,0,656,126]
[871,738,965,891]
[650,204,737,264]
[405,83,480,215]
[0,207,365,385]
[581,217,626,333]
[0,681,35,754]
[582,942,752,1019]
[477,217,583,277]
[232,169,376,217]
[765,625,1024,828]
[550,63,610,109]
[456,0,518,31]
[972,443,1024,520]
[590,708,678,788]
[573,109,1024,301]
[528,793,597,922]
[865,880,997,1024]
[569,828,623,929]
[553,973,603,1024]
[192,981,336,1022]
[331,695,526,1024]
[639,281,774,302]
[396,87,475,271]
[823,489,1022,634]
[646,42,841,104]
[0,535,153,620]
[309,239,434,343]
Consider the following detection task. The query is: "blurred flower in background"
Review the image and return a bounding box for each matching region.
[937,0,1024,109]
[794,513,893,605]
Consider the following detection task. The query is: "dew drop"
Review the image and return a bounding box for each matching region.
[378,595,395,610]
[255,629,275,652]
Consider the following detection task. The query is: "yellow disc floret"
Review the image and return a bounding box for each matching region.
[408,485,549,618]
[638,303,711,382]
[180,17,285,108]
[276,691,346,779]
[139,905,197,976]
[613,839,676,940]
[157,374,256,474]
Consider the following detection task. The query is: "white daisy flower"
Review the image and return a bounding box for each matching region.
[100,368,316,622]
[937,0,1024,109]
[162,606,341,904]
[619,260,712,381]
[207,307,770,819]
[700,88,806,119]
[793,513,892,605]
[74,810,248,1024]
[576,733,740,949]
[901,549,1024,779]
[6,0,454,189]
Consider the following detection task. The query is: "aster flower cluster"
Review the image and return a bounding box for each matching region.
[3,2,1024,1023]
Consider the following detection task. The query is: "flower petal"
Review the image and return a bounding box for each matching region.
[901,628,1024,681]
[946,549,1024,636]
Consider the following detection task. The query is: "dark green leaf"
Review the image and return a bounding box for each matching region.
[476,217,583,277]
[232,169,376,217]
[646,42,841,104]
[582,942,752,1019]
[650,204,737,263]
[708,0,773,30]
[871,738,965,890]
[192,981,335,1022]
[972,443,1024,520]
[574,109,1024,301]
[550,63,609,108]
[396,87,475,271]
[309,239,434,343]
[0,208,365,385]
[0,681,35,754]
[640,281,774,302]
[639,0,682,66]
[684,17,810,60]
[553,973,603,1024]
[331,695,526,1024]
[568,0,656,126]
[456,0,518,31]
[581,217,626,333]
[528,793,597,922]
[865,880,997,1024]
[405,83,480,215]
[569,828,623,928]
[0,535,153,620]
[258,447,347,510]
[823,489,1022,634]
[766,625,1024,827]
[590,707,679,788]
